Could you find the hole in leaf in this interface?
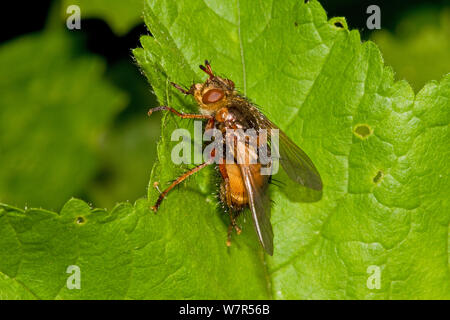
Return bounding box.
[329,17,348,30]
[373,171,384,184]
[353,124,373,139]
[76,216,86,224]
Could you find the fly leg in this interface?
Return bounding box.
[151,161,212,212]
[226,210,242,247]
[148,106,212,120]
[148,80,211,119]
[170,82,192,95]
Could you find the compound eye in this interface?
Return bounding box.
[202,89,224,104]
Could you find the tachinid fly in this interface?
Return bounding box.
[148,61,322,255]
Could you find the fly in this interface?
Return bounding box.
[148,61,322,255]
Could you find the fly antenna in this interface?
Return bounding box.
[199,60,214,78]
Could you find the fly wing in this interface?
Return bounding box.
[233,130,273,255]
[240,163,274,255]
[276,129,322,190]
[254,111,322,191]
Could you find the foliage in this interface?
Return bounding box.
[62,0,143,35]
[0,30,125,210]
[0,0,448,299]
[371,8,450,91]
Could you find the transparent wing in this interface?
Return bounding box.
[258,115,323,191]
[233,131,273,255]
[277,129,322,190]
[240,163,273,255]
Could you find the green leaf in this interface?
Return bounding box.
[133,0,450,299]
[61,0,143,35]
[0,31,126,210]
[86,116,160,210]
[371,8,450,92]
[0,197,269,299]
[0,0,448,300]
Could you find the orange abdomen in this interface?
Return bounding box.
[219,163,267,209]
[224,163,248,205]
